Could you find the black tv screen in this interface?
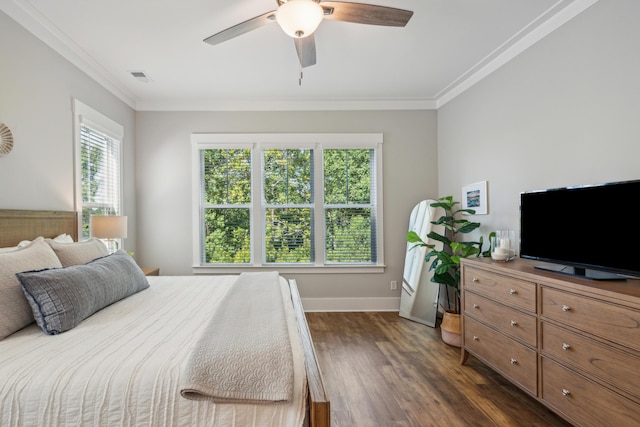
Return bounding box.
[520,179,640,280]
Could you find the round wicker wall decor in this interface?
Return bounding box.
[0,123,13,157]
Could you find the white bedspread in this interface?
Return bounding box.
[0,275,307,427]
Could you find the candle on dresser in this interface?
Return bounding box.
[499,238,510,249]
[492,230,515,261]
[493,247,511,261]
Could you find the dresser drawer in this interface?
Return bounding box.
[463,267,536,312]
[541,357,640,426]
[464,316,537,395]
[541,286,640,352]
[541,321,640,400]
[464,292,537,347]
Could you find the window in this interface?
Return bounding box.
[324,148,376,263]
[192,134,383,272]
[201,148,252,263]
[73,100,124,241]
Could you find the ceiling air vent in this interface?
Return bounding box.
[129,71,152,83]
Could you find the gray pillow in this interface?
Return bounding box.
[16,250,150,335]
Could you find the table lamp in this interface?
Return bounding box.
[90,215,127,253]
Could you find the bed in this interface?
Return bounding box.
[0,209,330,427]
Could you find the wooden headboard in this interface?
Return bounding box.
[0,209,78,247]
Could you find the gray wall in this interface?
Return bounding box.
[438,0,640,245]
[135,110,438,308]
[0,11,137,251]
[4,0,638,310]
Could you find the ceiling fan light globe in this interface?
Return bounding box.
[276,0,324,38]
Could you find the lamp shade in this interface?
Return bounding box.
[276,0,324,38]
[90,215,128,239]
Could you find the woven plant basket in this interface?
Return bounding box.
[440,308,461,348]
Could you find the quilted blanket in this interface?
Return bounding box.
[180,271,294,403]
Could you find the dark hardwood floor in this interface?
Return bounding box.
[306,312,571,427]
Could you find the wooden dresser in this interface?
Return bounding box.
[460,257,640,426]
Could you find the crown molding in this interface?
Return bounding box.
[135,97,438,112]
[1,0,137,109]
[436,0,600,108]
[2,0,599,112]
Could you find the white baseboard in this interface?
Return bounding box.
[301,297,400,312]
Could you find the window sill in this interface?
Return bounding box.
[192,264,386,275]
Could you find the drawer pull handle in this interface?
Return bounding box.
[473,303,479,309]
[562,389,571,396]
[509,289,517,295]
[562,343,571,350]
[472,277,479,283]
[561,305,571,312]
[473,336,479,341]
[510,358,517,365]
[510,320,518,327]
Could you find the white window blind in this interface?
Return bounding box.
[323,148,377,263]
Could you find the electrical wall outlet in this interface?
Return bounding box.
[390,280,398,290]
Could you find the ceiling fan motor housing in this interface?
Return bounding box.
[276,0,324,38]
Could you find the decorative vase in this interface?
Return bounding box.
[491,230,516,262]
[440,309,461,347]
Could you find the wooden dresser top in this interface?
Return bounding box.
[462,257,640,303]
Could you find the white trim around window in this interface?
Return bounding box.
[72,99,124,241]
[191,133,385,274]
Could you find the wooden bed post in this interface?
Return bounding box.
[289,279,331,427]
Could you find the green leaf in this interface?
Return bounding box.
[455,208,476,216]
[432,271,458,287]
[458,221,481,234]
[450,241,462,252]
[406,231,424,243]
[426,231,451,246]
[460,246,480,258]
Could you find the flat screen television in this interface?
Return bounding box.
[520,179,640,280]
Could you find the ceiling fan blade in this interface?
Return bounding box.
[204,11,277,45]
[295,34,317,68]
[320,2,413,27]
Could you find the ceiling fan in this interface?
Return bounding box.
[203,0,413,68]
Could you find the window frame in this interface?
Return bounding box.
[191,133,384,274]
[73,99,124,242]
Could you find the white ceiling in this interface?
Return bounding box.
[1,0,598,111]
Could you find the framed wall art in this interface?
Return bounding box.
[461,181,488,215]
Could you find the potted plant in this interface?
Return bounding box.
[407,196,489,346]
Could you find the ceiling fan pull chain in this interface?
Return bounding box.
[298,57,303,86]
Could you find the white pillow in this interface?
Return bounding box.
[0,246,19,254]
[18,233,74,248]
[46,237,108,267]
[0,237,63,340]
[53,233,74,243]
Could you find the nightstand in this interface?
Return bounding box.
[141,267,159,276]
